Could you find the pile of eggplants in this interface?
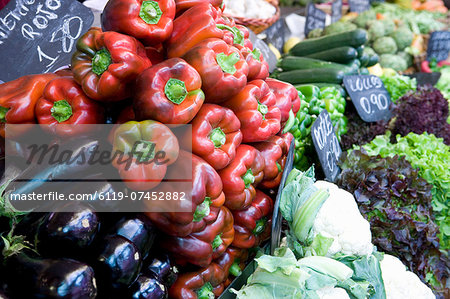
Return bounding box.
[0,204,177,299]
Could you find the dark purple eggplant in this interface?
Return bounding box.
[37,204,99,259]
[95,235,142,290]
[6,253,97,299]
[145,254,177,288]
[111,215,156,260]
[128,274,167,299]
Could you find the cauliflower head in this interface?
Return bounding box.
[323,21,357,36]
[381,19,395,35]
[390,27,413,51]
[379,54,408,71]
[316,286,350,299]
[312,181,373,257]
[380,254,435,299]
[373,36,398,54]
[368,20,385,41]
[353,10,376,28]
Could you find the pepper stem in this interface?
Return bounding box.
[139,1,163,24]
[196,282,214,299]
[251,48,261,61]
[164,78,188,105]
[216,52,240,75]
[252,217,267,235]
[0,106,10,123]
[51,100,73,123]
[258,102,268,120]
[229,261,242,277]
[193,197,212,222]
[216,24,244,46]
[242,168,255,189]
[92,48,112,76]
[132,140,155,162]
[276,162,282,172]
[209,127,226,148]
[212,234,222,250]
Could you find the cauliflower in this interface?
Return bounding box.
[308,28,324,39]
[353,10,376,28]
[381,19,396,35]
[323,21,357,36]
[390,27,413,51]
[379,54,408,71]
[367,20,385,41]
[397,51,413,67]
[316,286,350,299]
[380,254,435,299]
[373,36,398,54]
[312,181,373,257]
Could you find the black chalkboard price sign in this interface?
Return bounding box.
[0,0,94,83]
[343,75,392,122]
[348,0,370,13]
[427,31,450,62]
[305,3,326,36]
[263,18,286,53]
[311,110,342,182]
[331,0,343,24]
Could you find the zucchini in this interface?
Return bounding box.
[276,68,345,84]
[304,47,358,64]
[366,54,379,67]
[359,68,370,75]
[295,83,347,97]
[359,52,370,67]
[277,56,354,74]
[289,29,368,57]
[356,45,364,58]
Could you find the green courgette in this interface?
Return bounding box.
[359,68,370,75]
[304,47,358,64]
[276,68,345,84]
[289,29,368,57]
[277,56,355,74]
[358,52,370,67]
[356,45,364,58]
[366,54,379,67]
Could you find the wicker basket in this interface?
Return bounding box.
[224,0,280,34]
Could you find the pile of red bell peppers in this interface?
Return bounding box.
[0,0,302,298]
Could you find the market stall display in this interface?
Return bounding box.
[0,0,449,298]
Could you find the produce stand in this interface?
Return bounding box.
[0,0,449,298]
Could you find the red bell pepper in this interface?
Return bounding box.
[222,25,252,49]
[218,144,265,210]
[252,132,293,189]
[0,74,57,138]
[214,247,248,285]
[116,106,135,124]
[266,78,301,125]
[145,152,225,237]
[232,189,273,249]
[71,27,151,102]
[223,79,281,143]
[183,38,249,103]
[35,77,104,137]
[145,45,166,65]
[169,263,225,299]
[166,4,224,58]
[190,104,242,170]
[111,120,179,190]
[236,45,269,81]
[134,58,205,124]
[161,206,234,267]
[174,0,223,14]
[102,0,176,46]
